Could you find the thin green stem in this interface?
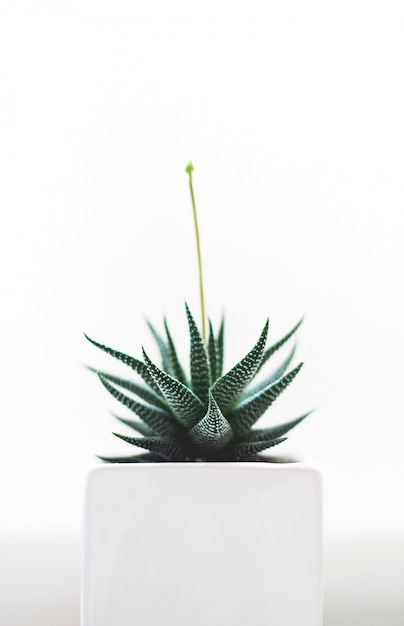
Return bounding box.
[185,161,206,343]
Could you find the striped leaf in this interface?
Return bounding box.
[229,363,303,437]
[96,453,164,463]
[99,375,177,437]
[142,348,205,428]
[255,318,303,376]
[208,316,224,382]
[147,321,171,372]
[87,367,168,409]
[164,318,188,385]
[225,437,287,460]
[241,343,296,401]
[208,320,219,383]
[188,392,233,453]
[211,320,269,412]
[243,411,313,442]
[113,433,188,461]
[216,316,225,379]
[113,416,155,437]
[84,334,161,394]
[186,303,211,403]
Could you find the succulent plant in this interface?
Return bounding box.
[86,162,311,462]
[85,304,310,462]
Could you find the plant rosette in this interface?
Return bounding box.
[82,163,323,626]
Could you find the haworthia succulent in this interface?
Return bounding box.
[88,304,309,462]
[85,169,312,462]
[211,320,269,412]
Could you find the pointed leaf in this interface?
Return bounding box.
[114,416,155,437]
[211,316,225,379]
[87,367,168,409]
[244,411,313,442]
[242,344,297,401]
[224,437,287,460]
[208,317,224,383]
[216,316,225,378]
[147,321,171,372]
[211,320,269,412]
[97,452,168,463]
[188,392,233,453]
[99,375,178,437]
[255,318,303,376]
[113,433,188,461]
[84,334,162,394]
[164,318,188,385]
[142,348,205,428]
[186,303,211,403]
[230,363,303,437]
[208,319,218,383]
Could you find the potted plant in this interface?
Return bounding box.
[82,163,323,626]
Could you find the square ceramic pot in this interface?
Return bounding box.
[82,461,322,626]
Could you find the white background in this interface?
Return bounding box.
[1,1,403,624]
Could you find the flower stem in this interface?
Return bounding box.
[185,161,206,343]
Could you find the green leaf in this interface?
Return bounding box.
[113,433,188,461]
[207,320,218,383]
[255,318,303,376]
[84,333,161,394]
[164,318,188,385]
[225,437,287,460]
[186,303,211,403]
[216,316,225,379]
[208,316,224,383]
[98,375,178,437]
[113,415,155,437]
[211,319,269,412]
[87,367,168,409]
[188,392,233,453]
[230,363,303,437]
[146,321,171,372]
[142,348,205,428]
[97,452,167,463]
[241,343,297,401]
[244,411,313,442]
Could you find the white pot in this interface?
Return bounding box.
[82,460,322,626]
